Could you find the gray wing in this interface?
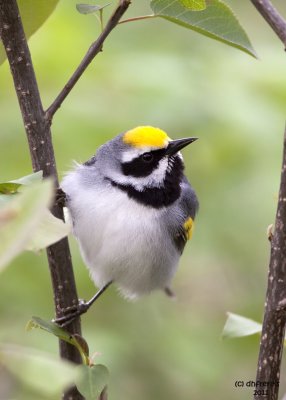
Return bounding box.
[172,176,199,253]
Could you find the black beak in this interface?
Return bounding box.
[165,137,198,156]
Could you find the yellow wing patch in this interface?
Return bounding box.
[183,217,194,240]
[123,126,170,149]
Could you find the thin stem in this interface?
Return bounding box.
[46,0,131,121]
[250,0,286,48]
[74,341,90,366]
[99,10,104,32]
[118,14,156,24]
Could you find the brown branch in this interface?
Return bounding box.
[0,1,83,399]
[250,0,286,48]
[254,127,286,400]
[250,2,286,399]
[46,0,131,121]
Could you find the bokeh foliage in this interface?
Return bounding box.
[1,1,286,399]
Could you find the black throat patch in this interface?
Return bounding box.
[107,156,184,208]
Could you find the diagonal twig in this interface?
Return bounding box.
[46,0,131,121]
[250,0,286,48]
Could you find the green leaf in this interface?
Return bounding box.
[76,3,111,15]
[0,1,60,65]
[222,312,262,339]
[27,316,75,344]
[0,177,71,268]
[0,182,21,195]
[0,344,81,396]
[26,209,71,252]
[11,170,43,186]
[0,172,43,195]
[150,0,257,58]
[76,364,109,400]
[27,316,90,364]
[178,0,206,11]
[0,180,54,271]
[0,195,14,207]
[0,171,43,196]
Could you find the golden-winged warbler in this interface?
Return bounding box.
[56,126,198,325]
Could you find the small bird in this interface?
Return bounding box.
[56,126,198,325]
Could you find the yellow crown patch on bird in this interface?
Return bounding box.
[123,126,170,148]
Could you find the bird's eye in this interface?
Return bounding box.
[141,153,154,163]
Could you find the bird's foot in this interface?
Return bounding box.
[52,282,112,327]
[55,187,67,208]
[52,299,89,328]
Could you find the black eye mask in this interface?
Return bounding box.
[121,149,166,177]
[108,154,184,208]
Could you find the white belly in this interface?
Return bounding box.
[66,184,179,299]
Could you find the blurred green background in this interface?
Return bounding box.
[1,1,286,399]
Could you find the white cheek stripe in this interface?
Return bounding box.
[122,146,165,163]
